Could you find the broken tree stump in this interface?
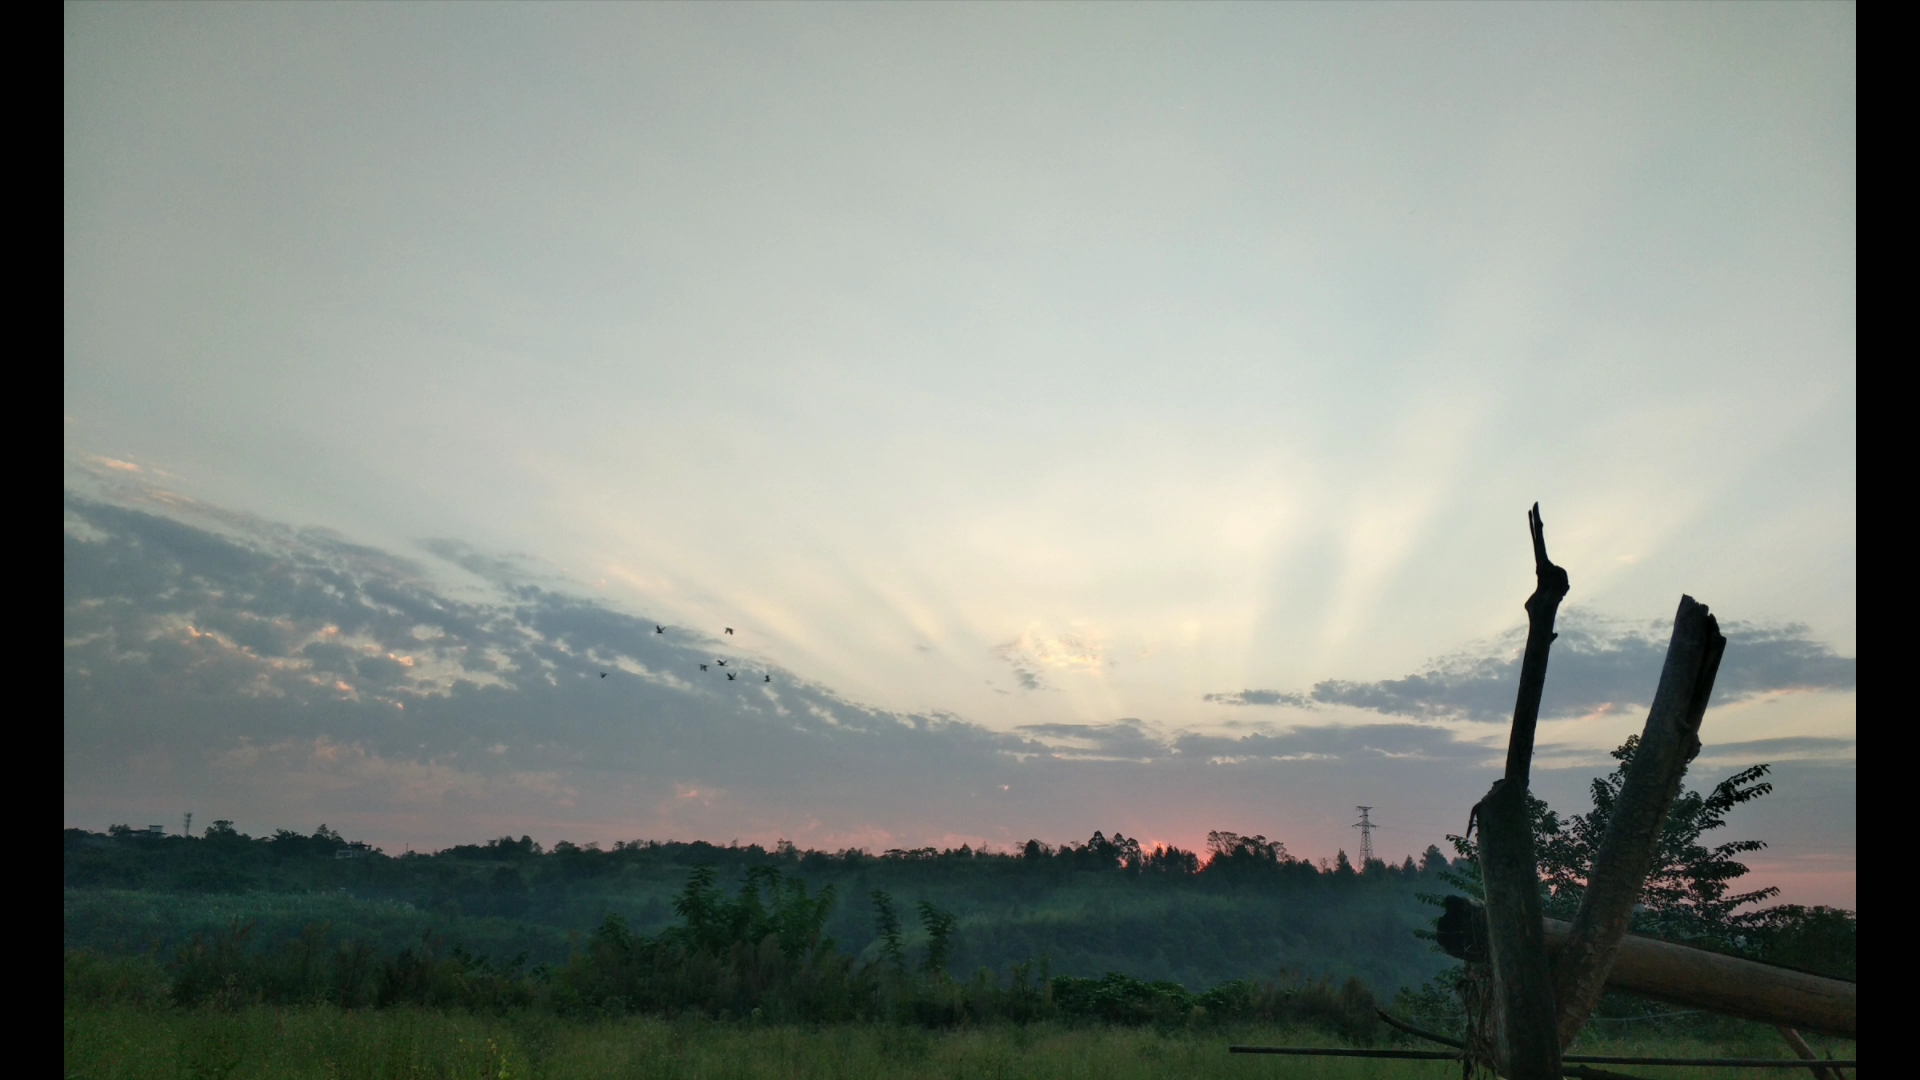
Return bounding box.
[1471,503,1569,1080]
[1552,595,1727,1047]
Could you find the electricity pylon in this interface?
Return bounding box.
[1353,806,1375,868]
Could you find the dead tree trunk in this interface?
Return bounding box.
[1471,504,1568,1080]
[1551,596,1727,1046]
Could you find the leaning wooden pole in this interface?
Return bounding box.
[1472,503,1569,1080]
[1440,902,1857,1039]
[1778,1028,1842,1080]
[1551,596,1727,1046]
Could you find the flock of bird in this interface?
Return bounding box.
[598,624,773,684]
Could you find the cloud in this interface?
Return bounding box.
[1690,736,1855,766]
[992,642,1044,690]
[61,489,1852,895]
[210,736,581,811]
[1206,613,1854,722]
[1017,719,1167,762]
[1173,723,1494,766]
[1204,689,1315,708]
[992,628,1107,691]
[64,491,1064,838]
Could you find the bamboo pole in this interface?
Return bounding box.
[1552,595,1726,1047]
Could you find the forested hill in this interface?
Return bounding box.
[65,825,1458,995]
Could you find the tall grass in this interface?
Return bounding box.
[60,1005,1857,1080]
[61,1006,1456,1080]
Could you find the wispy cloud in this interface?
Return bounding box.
[1689,736,1856,766]
[1174,723,1493,765]
[1203,689,1315,708]
[1206,615,1854,722]
[992,629,1107,693]
[1017,719,1166,762]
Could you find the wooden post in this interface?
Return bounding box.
[1471,504,1568,1080]
[1778,1027,1842,1080]
[1551,597,1726,1047]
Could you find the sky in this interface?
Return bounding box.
[64,3,1855,905]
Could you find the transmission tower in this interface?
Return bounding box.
[1353,806,1375,868]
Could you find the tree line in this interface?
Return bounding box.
[67,859,1388,1040]
[65,734,1852,1033]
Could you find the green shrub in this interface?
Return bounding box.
[64,947,170,1007]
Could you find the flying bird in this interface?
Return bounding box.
[655,625,664,634]
[699,664,708,671]
[727,672,736,680]
[600,672,607,678]
[716,660,726,667]
[764,674,771,683]
[725,627,734,635]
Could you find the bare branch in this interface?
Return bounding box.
[1506,502,1571,785]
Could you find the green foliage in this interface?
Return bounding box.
[660,865,837,962]
[1045,971,1377,1040]
[1544,737,1781,943]
[64,948,170,1007]
[1731,904,1856,980]
[870,891,905,973]
[1389,968,1468,1037]
[64,863,1405,1044]
[1425,736,1806,949]
[916,900,957,976]
[158,919,533,1012]
[1048,972,1197,1027]
[547,868,871,1024]
[1408,735,1854,1031]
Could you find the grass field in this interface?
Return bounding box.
[63,1005,1854,1080]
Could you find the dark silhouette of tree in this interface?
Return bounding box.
[1144,844,1200,875]
[917,900,957,976]
[1203,831,1293,875]
[870,890,905,972]
[1432,734,1800,953]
